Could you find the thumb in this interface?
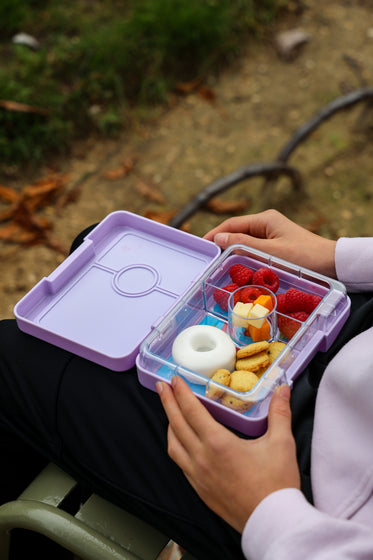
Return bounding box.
[266,383,292,437]
[214,232,267,251]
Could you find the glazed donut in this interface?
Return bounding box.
[172,325,236,378]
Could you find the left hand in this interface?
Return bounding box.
[157,376,300,533]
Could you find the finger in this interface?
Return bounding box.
[170,376,221,442]
[203,216,253,240]
[157,381,198,450]
[214,232,274,252]
[266,384,293,439]
[166,423,194,474]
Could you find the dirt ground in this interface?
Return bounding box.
[1,0,373,319]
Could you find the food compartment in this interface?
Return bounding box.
[136,244,350,435]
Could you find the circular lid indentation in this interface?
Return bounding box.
[113,265,159,296]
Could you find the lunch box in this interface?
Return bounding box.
[14,211,350,435]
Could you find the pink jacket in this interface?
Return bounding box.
[242,238,373,559]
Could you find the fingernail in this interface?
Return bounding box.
[276,383,290,400]
[156,382,163,395]
[171,376,178,388]
[214,233,228,247]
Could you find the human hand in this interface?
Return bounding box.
[157,376,300,533]
[204,209,337,278]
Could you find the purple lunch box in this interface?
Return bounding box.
[14,211,350,435]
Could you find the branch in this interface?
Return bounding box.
[169,161,302,228]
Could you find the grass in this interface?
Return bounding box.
[0,0,289,170]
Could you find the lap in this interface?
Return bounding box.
[1,283,372,559]
[0,319,243,560]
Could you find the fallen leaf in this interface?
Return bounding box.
[144,210,177,224]
[144,210,191,232]
[205,197,251,214]
[0,185,19,203]
[0,174,70,253]
[0,99,49,115]
[198,85,216,102]
[135,179,165,204]
[175,77,202,94]
[104,155,137,180]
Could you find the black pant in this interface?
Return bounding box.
[1,227,373,559]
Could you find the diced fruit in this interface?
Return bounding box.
[254,294,273,312]
[229,264,254,287]
[247,320,271,342]
[278,311,309,340]
[213,283,239,312]
[240,286,262,304]
[252,267,280,293]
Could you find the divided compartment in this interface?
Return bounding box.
[136,244,350,436]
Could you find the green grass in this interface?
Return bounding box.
[0,0,289,170]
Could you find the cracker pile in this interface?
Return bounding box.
[206,340,286,412]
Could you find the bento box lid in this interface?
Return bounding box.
[14,211,221,371]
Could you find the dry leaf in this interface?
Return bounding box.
[198,86,216,102]
[175,77,202,94]
[104,156,136,180]
[0,174,70,253]
[0,99,49,115]
[135,179,165,204]
[144,210,177,224]
[144,210,191,232]
[206,197,251,214]
[0,185,19,203]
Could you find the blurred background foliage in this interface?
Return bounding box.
[0,0,289,168]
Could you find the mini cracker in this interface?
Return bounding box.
[206,369,231,401]
[220,394,253,413]
[267,341,286,363]
[229,370,259,392]
[235,351,270,372]
[236,340,270,359]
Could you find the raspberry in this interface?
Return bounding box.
[306,294,322,313]
[240,286,262,304]
[285,288,322,314]
[276,293,287,314]
[278,311,309,340]
[213,283,239,312]
[229,264,254,287]
[252,267,280,293]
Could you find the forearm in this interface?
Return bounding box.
[243,489,373,560]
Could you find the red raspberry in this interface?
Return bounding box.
[229,264,254,287]
[252,267,280,293]
[240,286,262,304]
[285,288,322,314]
[278,311,309,340]
[213,283,239,312]
[276,293,288,314]
[305,294,322,313]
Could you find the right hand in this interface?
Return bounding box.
[203,209,337,278]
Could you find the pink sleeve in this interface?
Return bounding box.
[241,488,373,560]
[335,238,373,292]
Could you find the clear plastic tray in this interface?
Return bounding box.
[136,244,350,435]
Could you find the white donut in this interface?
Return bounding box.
[171,325,236,378]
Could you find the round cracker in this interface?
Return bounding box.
[267,341,286,363]
[235,350,270,372]
[236,340,270,359]
[229,370,259,392]
[206,369,231,400]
